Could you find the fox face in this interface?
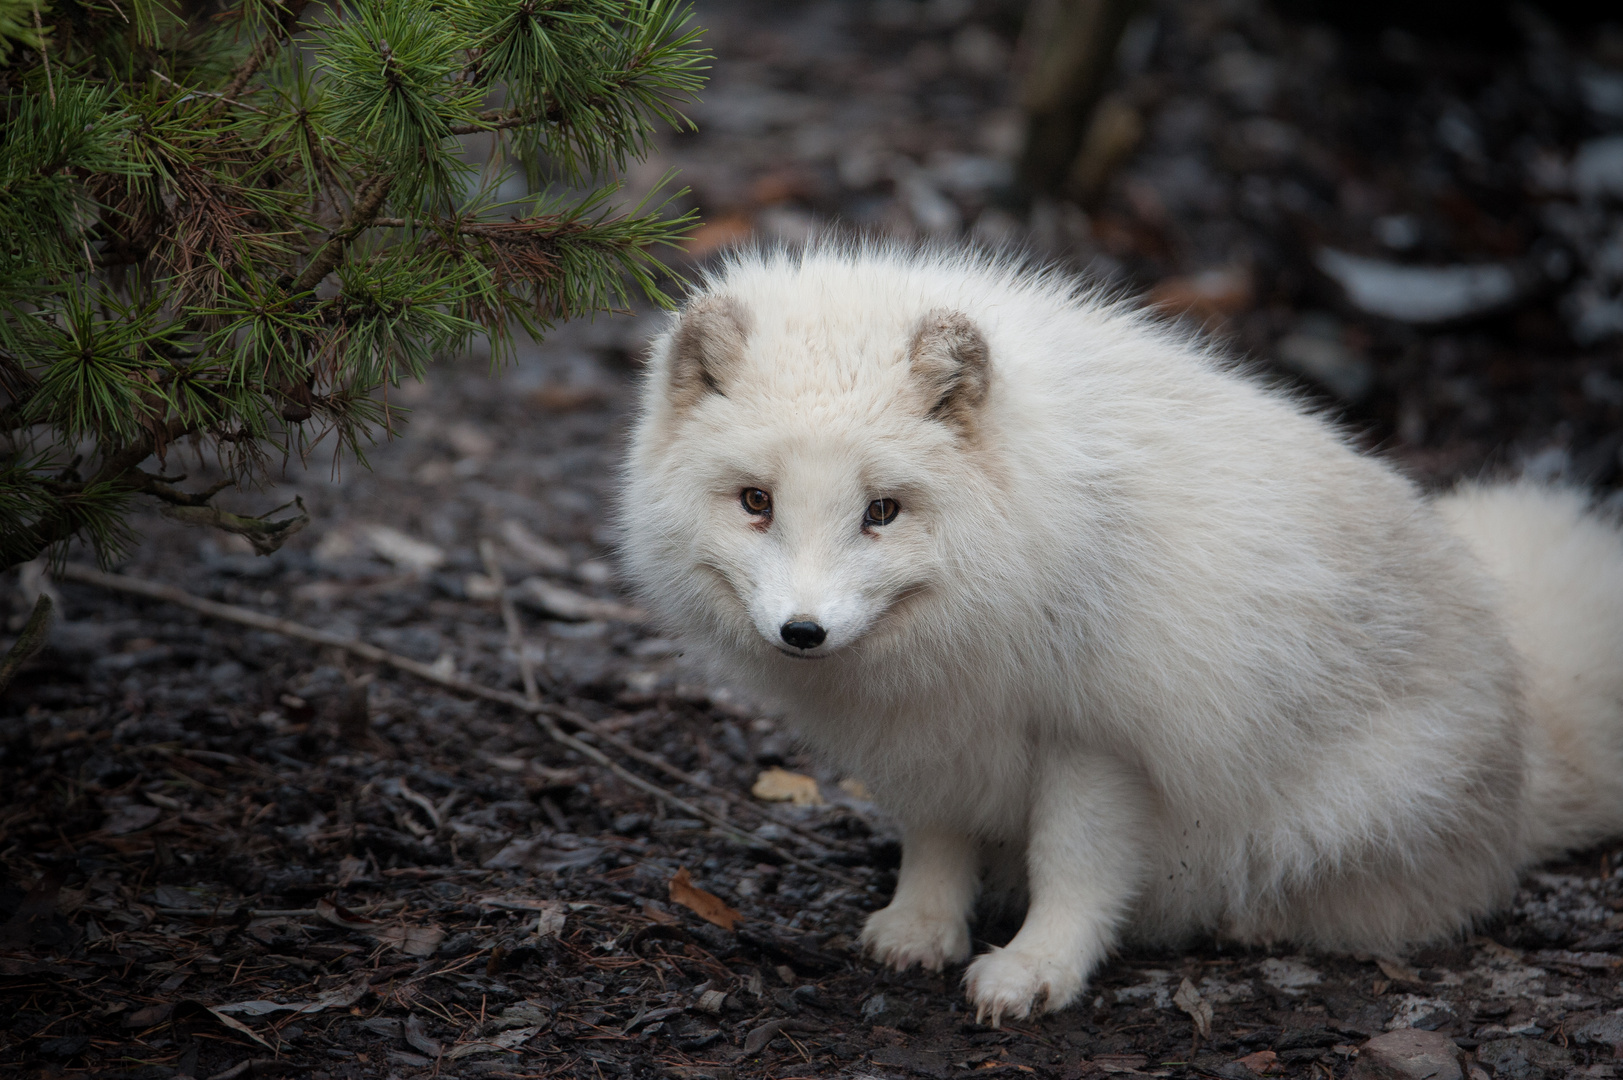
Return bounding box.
[624,295,995,664]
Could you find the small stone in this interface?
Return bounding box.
[1350,1029,1463,1080]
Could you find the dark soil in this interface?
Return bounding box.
[5,2,1623,1079]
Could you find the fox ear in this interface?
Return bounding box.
[908,309,989,429]
[668,296,749,408]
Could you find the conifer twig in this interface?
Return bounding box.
[213,0,312,114]
[31,3,53,104]
[151,69,269,115]
[0,594,53,697]
[291,173,394,293]
[55,563,865,886]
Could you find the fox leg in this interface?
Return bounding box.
[861,823,979,972]
[964,753,1149,1025]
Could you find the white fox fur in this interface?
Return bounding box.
[617,243,1623,1024]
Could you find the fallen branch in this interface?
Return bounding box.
[56,563,864,888]
[154,493,311,556]
[0,594,53,697]
[480,538,540,706]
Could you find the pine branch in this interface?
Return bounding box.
[5,416,194,568]
[130,470,233,506]
[0,593,52,697]
[212,0,314,115]
[159,495,310,555]
[446,107,553,136]
[3,0,708,568]
[290,173,395,294]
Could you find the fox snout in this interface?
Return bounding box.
[780,618,827,650]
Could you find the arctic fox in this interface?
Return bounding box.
[618,243,1623,1024]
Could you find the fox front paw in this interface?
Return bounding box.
[964,946,1084,1027]
[860,903,971,973]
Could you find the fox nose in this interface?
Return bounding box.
[780,620,827,649]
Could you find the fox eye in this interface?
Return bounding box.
[863,498,900,527]
[740,488,772,515]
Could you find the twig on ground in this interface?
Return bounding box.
[0,593,53,697]
[480,539,539,706]
[56,563,865,888]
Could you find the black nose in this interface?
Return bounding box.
[780,620,827,649]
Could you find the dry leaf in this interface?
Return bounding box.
[376,924,445,957]
[404,1013,442,1057]
[751,767,825,806]
[668,868,742,931]
[314,896,379,930]
[1233,1049,1281,1074]
[533,902,566,938]
[103,804,161,835]
[642,900,679,925]
[1376,956,1424,984]
[514,577,644,622]
[217,976,369,1018]
[202,1006,277,1051]
[837,777,871,800]
[1173,977,1213,1039]
[445,1024,543,1060]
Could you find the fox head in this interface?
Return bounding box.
[621,282,1001,669]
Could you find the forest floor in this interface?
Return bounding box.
[6,1,1623,1079]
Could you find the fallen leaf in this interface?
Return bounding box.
[1376,956,1424,984]
[445,1024,543,1060]
[153,884,205,908]
[1147,265,1253,323]
[202,1006,277,1051]
[642,900,679,925]
[103,803,161,835]
[668,867,742,931]
[1174,977,1213,1040]
[682,211,754,259]
[1234,1049,1280,1074]
[513,577,644,622]
[213,1001,289,1017]
[336,855,369,887]
[752,767,825,806]
[388,1050,433,1068]
[364,524,446,573]
[404,1013,442,1058]
[482,837,605,873]
[376,924,445,957]
[315,897,379,930]
[532,901,566,938]
[499,520,571,573]
[743,1017,791,1055]
[215,976,369,1017]
[123,1003,174,1028]
[527,384,610,412]
[837,777,871,800]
